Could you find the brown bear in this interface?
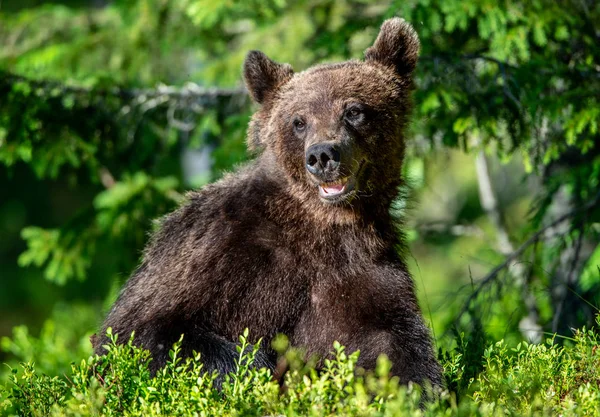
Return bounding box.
[93,17,443,387]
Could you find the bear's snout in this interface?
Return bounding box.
[305,141,363,202]
[305,142,341,178]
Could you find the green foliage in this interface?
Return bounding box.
[1,2,600,415]
[0,304,96,381]
[16,172,180,285]
[442,315,487,396]
[17,227,95,285]
[2,319,600,416]
[1,0,598,337]
[473,324,600,415]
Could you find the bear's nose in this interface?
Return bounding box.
[306,143,341,176]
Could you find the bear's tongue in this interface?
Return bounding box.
[321,183,345,194]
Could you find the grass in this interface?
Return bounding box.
[1,318,600,417]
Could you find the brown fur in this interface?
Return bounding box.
[94,18,443,387]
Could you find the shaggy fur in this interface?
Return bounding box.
[94,17,443,387]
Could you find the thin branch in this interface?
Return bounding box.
[419,53,517,70]
[462,54,519,70]
[475,151,514,255]
[498,62,522,111]
[3,54,598,107]
[420,53,600,79]
[451,190,600,328]
[552,221,586,333]
[1,70,248,134]
[98,166,116,189]
[1,70,246,100]
[414,221,484,237]
[475,150,541,341]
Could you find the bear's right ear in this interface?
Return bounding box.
[244,51,294,104]
[364,17,420,76]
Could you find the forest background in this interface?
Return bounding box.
[0,0,599,413]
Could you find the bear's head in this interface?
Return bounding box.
[244,18,420,217]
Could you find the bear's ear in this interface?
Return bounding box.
[364,18,420,76]
[244,51,294,104]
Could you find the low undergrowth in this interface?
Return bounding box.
[1,320,600,417]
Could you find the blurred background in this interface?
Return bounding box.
[0,0,599,380]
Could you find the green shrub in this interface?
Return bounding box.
[0,304,96,383]
[1,318,600,417]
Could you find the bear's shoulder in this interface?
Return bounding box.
[187,161,277,221]
[147,160,279,256]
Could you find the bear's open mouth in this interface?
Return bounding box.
[319,177,352,198]
[317,160,365,203]
[318,175,358,204]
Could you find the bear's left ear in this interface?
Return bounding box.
[244,51,294,104]
[364,18,420,76]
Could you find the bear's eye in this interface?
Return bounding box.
[347,108,361,118]
[293,118,306,133]
[344,106,364,122]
